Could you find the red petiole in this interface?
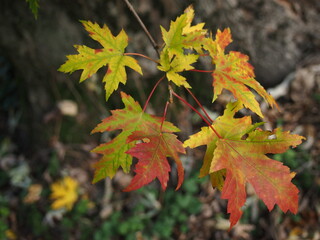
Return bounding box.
[143,75,165,112]
[124,53,159,64]
[170,90,222,139]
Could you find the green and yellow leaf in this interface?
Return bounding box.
[158,5,206,88]
[59,21,142,100]
[160,5,206,59]
[158,51,198,88]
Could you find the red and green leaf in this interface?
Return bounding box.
[184,101,305,228]
[123,122,185,191]
[59,21,142,100]
[91,92,179,183]
[92,92,184,186]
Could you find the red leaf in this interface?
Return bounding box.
[123,123,185,192]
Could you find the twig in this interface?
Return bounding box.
[123,0,160,57]
[143,75,166,112]
[185,87,214,123]
[160,101,170,132]
[170,89,222,139]
[124,53,159,64]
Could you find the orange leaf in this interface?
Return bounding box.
[205,29,278,117]
[184,101,305,228]
[215,28,232,51]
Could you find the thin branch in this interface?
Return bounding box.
[185,87,214,123]
[124,53,159,64]
[143,75,166,112]
[160,101,170,132]
[123,0,160,57]
[171,90,222,139]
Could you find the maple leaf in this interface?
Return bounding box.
[160,5,206,59]
[205,28,277,118]
[158,6,206,88]
[123,122,185,192]
[50,176,79,210]
[91,92,181,184]
[59,21,142,100]
[158,51,198,88]
[184,101,305,228]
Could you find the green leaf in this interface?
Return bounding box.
[26,0,39,19]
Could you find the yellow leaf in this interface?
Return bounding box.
[5,229,17,240]
[158,51,197,88]
[50,176,78,210]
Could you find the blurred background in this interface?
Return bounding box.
[0,0,319,239]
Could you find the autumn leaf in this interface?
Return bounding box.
[91,92,181,184]
[184,101,305,228]
[5,229,17,240]
[205,28,277,118]
[50,176,79,210]
[123,122,185,192]
[158,5,206,88]
[160,5,206,59]
[58,21,142,100]
[24,184,42,204]
[158,51,198,88]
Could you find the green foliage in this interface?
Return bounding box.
[274,149,314,189]
[0,197,10,240]
[58,199,94,240]
[26,0,39,19]
[94,174,202,239]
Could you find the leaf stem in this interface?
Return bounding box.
[123,0,160,57]
[143,75,165,112]
[160,101,170,132]
[124,53,159,64]
[170,90,222,139]
[185,88,214,123]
